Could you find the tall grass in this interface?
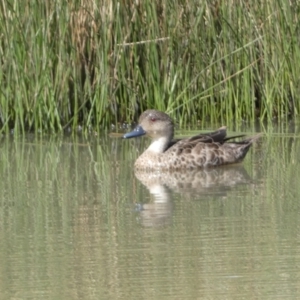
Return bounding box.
[1,0,300,133]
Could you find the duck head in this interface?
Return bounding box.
[123,110,175,153]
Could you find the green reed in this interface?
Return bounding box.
[0,0,300,133]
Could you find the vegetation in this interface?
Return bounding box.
[1,0,300,133]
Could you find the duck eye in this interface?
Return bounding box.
[150,117,156,122]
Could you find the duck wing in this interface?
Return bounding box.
[164,132,262,168]
[166,127,245,151]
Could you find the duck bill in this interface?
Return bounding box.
[123,125,146,139]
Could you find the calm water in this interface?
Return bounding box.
[0,123,300,299]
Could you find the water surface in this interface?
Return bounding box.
[0,123,300,299]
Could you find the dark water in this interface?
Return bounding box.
[0,123,300,299]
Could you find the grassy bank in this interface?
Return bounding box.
[1,0,300,133]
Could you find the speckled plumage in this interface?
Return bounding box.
[123,110,261,171]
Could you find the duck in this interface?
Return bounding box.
[123,109,261,171]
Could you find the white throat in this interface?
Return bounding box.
[147,136,169,153]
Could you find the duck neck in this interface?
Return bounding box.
[147,136,170,153]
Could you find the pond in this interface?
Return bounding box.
[0,122,300,299]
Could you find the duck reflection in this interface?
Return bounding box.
[135,183,174,227]
[135,165,253,227]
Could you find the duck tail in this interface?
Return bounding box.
[236,133,263,160]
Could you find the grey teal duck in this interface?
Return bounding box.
[123,110,261,171]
